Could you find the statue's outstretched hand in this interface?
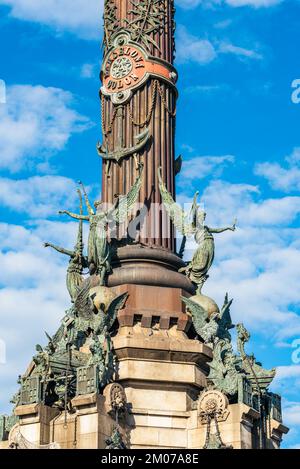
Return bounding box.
[232,218,238,231]
[44,243,50,248]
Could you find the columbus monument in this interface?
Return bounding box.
[0,0,288,449]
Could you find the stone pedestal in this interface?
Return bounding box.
[112,325,209,449]
[13,404,60,447]
[113,284,191,331]
[6,325,288,449]
[70,394,118,449]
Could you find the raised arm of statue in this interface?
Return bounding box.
[59,210,90,221]
[208,226,234,234]
[44,243,74,258]
[78,181,95,216]
[208,219,237,234]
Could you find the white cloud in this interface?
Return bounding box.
[226,0,282,6]
[31,219,86,246]
[176,26,217,65]
[0,221,78,411]
[0,215,91,413]
[176,0,282,8]
[80,63,98,79]
[0,175,78,217]
[184,84,227,94]
[179,155,235,181]
[181,144,195,154]
[219,42,263,60]
[214,19,233,29]
[0,219,88,285]
[0,0,102,39]
[245,197,300,226]
[176,26,263,66]
[255,147,300,192]
[202,180,300,226]
[281,401,300,426]
[275,365,300,380]
[0,85,92,173]
[176,0,203,8]
[286,147,300,166]
[0,0,283,45]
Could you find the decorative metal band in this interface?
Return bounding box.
[101,31,177,104]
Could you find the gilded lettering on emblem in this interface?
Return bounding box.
[103,45,146,93]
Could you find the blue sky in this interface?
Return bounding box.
[0,0,300,448]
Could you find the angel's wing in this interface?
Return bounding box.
[158,168,195,237]
[181,296,208,336]
[74,278,93,320]
[45,331,52,343]
[175,155,183,176]
[105,292,128,331]
[108,165,144,225]
[51,323,64,345]
[219,293,234,331]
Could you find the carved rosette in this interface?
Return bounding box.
[198,389,230,424]
[104,382,127,416]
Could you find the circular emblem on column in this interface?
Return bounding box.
[101,31,178,104]
[198,389,229,423]
[111,57,133,79]
[102,37,147,98]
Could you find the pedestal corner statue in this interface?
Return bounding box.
[0,0,288,450]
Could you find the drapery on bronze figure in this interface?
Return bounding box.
[44,190,88,302]
[59,163,144,286]
[158,167,237,293]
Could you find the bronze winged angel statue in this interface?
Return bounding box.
[182,293,234,344]
[74,278,128,340]
[45,189,88,302]
[158,167,237,293]
[59,164,144,285]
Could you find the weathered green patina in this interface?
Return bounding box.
[182,293,234,345]
[158,168,236,293]
[236,323,276,392]
[182,291,278,407]
[14,285,128,410]
[59,164,143,285]
[105,427,127,449]
[45,190,88,302]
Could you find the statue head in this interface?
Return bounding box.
[94,200,103,212]
[197,209,206,225]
